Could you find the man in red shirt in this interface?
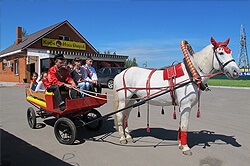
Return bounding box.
[47,54,77,111]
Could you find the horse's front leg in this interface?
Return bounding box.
[178,106,193,156]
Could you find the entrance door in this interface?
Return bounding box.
[26,63,35,82]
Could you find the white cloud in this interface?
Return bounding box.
[98,38,187,67]
[97,37,220,68]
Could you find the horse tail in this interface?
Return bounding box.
[113,83,119,131]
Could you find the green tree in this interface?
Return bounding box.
[22,28,29,37]
[103,50,117,55]
[125,57,138,67]
[104,50,111,54]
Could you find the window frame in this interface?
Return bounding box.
[2,61,6,71]
[59,35,70,41]
[14,59,19,75]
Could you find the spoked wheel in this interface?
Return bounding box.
[27,107,37,129]
[54,117,76,145]
[83,109,103,131]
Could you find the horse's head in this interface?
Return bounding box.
[211,37,240,79]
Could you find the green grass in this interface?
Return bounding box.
[207,79,250,87]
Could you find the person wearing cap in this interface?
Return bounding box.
[83,56,102,93]
[71,57,90,97]
[47,54,77,111]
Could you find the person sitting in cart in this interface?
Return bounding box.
[30,72,38,91]
[47,54,78,111]
[71,57,90,98]
[67,63,74,74]
[82,56,102,93]
[35,72,50,93]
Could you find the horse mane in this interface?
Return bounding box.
[193,44,213,57]
[191,44,215,79]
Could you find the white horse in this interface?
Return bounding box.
[113,37,240,155]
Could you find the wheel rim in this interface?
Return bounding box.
[86,112,99,128]
[56,122,73,142]
[108,80,113,89]
[84,109,102,131]
[54,118,76,145]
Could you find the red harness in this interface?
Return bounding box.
[118,64,185,123]
[163,63,184,80]
[163,63,184,119]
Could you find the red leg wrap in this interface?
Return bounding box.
[181,131,187,145]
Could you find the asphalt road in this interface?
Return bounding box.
[1,87,250,166]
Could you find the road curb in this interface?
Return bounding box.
[0,82,29,88]
[209,85,250,90]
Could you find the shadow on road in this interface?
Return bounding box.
[43,117,116,145]
[39,117,241,150]
[130,128,241,148]
[1,129,72,166]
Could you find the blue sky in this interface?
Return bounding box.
[1,0,249,68]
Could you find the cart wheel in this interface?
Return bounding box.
[83,109,103,131]
[54,117,76,145]
[27,107,37,129]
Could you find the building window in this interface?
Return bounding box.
[14,59,19,75]
[41,59,50,72]
[2,62,6,71]
[59,35,70,41]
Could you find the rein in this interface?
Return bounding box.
[83,79,195,127]
[73,88,108,101]
[73,69,222,102]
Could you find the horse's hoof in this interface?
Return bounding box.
[182,150,193,156]
[120,139,128,144]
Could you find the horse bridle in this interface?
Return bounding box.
[196,46,235,76]
[213,47,235,72]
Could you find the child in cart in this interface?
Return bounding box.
[30,72,38,91]
[35,72,50,93]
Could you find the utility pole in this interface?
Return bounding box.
[238,25,250,75]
